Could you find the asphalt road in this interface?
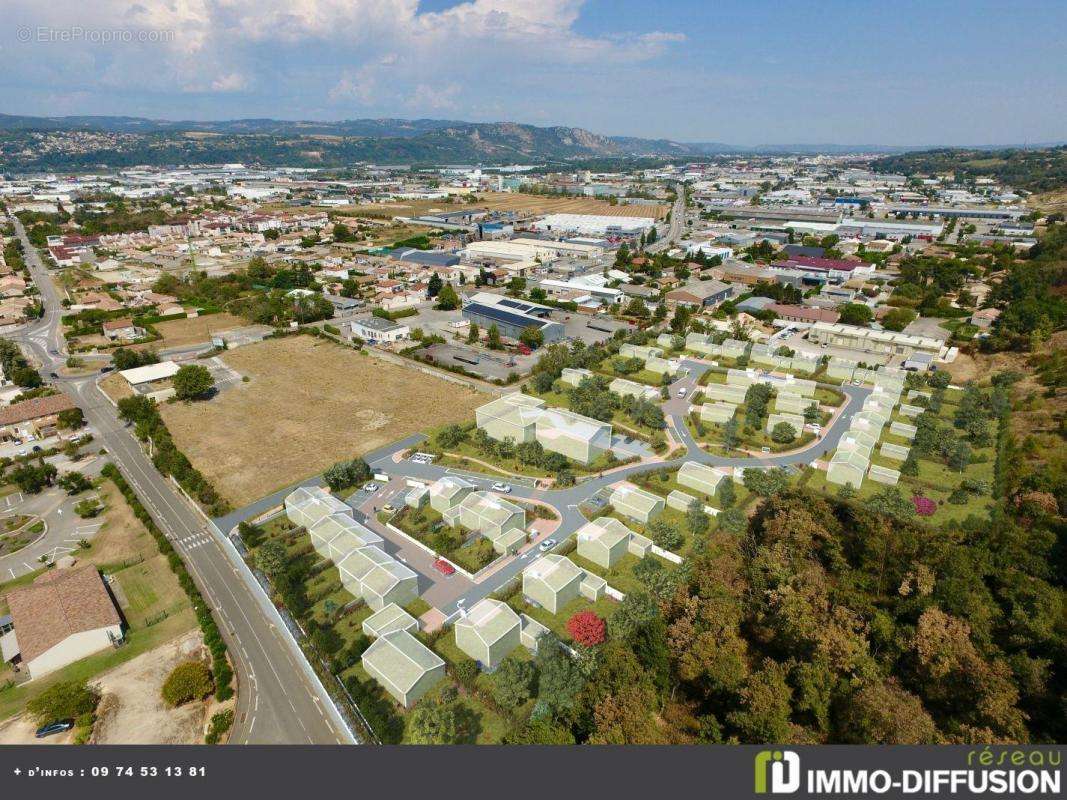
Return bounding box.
[5,217,353,745]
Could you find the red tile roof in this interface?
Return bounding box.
[0,393,76,425]
[7,566,122,664]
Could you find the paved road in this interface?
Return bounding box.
[5,217,353,745]
[647,182,686,253]
[0,456,107,580]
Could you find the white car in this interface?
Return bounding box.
[677,387,687,398]
[491,482,511,493]
[538,538,557,552]
[363,482,380,493]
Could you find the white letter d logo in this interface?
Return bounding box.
[771,752,801,793]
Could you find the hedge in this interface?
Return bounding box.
[102,463,233,700]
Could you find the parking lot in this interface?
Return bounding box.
[421,342,537,381]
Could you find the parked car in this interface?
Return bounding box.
[382,503,395,513]
[432,558,456,576]
[100,366,113,373]
[538,538,557,552]
[677,387,687,398]
[35,720,74,739]
[490,481,511,494]
[362,482,379,493]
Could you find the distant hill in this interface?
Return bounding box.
[0,113,1058,170]
[871,146,1067,192]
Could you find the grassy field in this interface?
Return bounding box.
[159,335,489,506]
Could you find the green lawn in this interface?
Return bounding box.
[0,609,196,721]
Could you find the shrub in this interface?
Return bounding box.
[912,495,937,516]
[26,680,100,725]
[566,611,606,647]
[161,661,214,707]
[453,658,479,688]
[205,708,235,745]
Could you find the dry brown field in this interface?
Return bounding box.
[159,335,489,506]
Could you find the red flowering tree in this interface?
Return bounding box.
[912,495,937,516]
[566,611,606,647]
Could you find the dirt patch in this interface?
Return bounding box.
[92,630,208,744]
[159,335,489,506]
[99,372,135,404]
[0,715,74,745]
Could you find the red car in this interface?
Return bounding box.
[433,558,456,576]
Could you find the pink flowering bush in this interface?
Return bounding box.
[912,495,937,516]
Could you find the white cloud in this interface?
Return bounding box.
[4,0,683,113]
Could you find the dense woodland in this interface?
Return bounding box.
[872,146,1067,193]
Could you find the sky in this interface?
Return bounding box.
[2,0,1065,146]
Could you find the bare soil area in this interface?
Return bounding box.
[159,335,489,505]
[92,631,209,744]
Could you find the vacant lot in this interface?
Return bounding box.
[141,312,248,350]
[93,631,212,744]
[322,192,669,220]
[159,335,489,506]
[474,191,669,219]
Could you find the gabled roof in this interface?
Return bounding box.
[362,630,444,692]
[524,554,583,591]
[7,566,121,664]
[455,598,520,646]
[0,393,76,425]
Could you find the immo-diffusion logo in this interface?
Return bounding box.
[755,750,801,794]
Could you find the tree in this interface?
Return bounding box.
[718,506,747,534]
[722,417,740,450]
[58,471,92,495]
[490,657,536,710]
[112,347,159,371]
[161,661,214,707]
[686,499,710,536]
[486,323,502,349]
[838,303,874,326]
[172,364,214,401]
[742,467,790,497]
[406,698,474,744]
[26,680,99,725]
[882,307,917,332]
[11,463,57,494]
[466,322,479,344]
[435,282,460,310]
[647,518,683,550]
[519,325,544,350]
[536,634,585,715]
[426,273,443,298]
[838,679,938,744]
[718,478,737,508]
[57,407,85,430]
[624,297,649,318]
[255,539,289,582]
[770,421,797,443]
[323,458,371,492]
[434,424,468,450]
[567,611,606,647]
[803,403,820,424]
[726,660,793,742]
